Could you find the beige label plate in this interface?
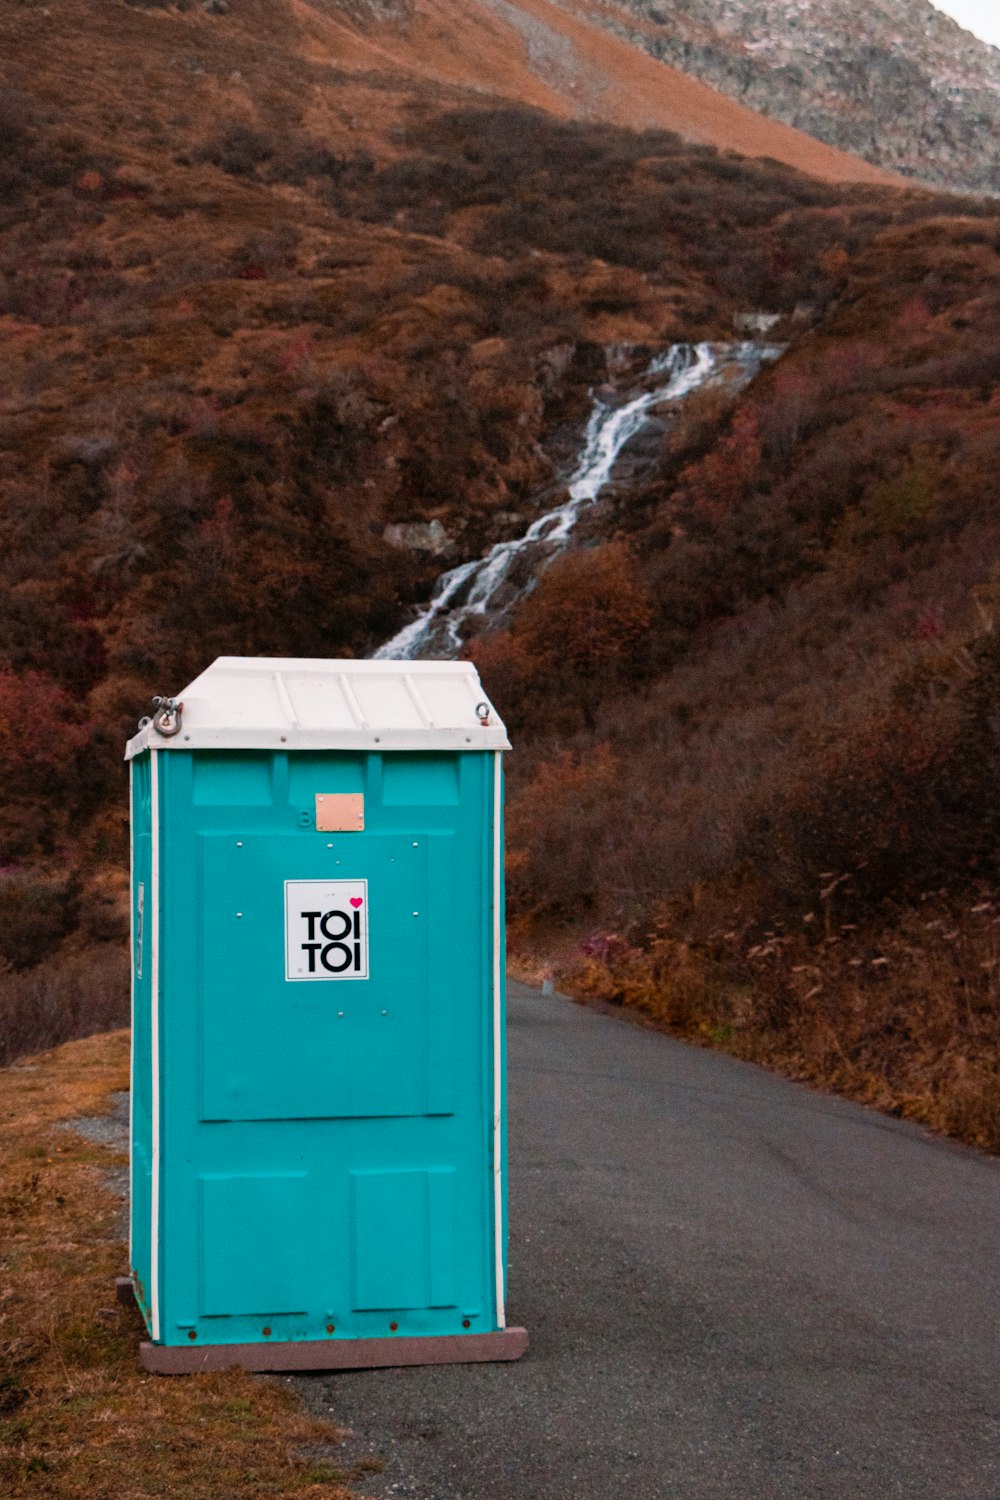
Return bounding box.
[315,793,365,832]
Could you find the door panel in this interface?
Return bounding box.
[349,1167,458,1311]
[199,1172,309,1315]
[198,830,455,1121]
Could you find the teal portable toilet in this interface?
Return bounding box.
[124,656,526,1373]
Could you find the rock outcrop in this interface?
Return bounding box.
[569,0,1000,193]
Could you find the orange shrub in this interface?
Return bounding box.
[474,543,653,732]
[505,746,620,919]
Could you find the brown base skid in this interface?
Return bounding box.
[118,1278,528,1374]
[116,1275,137,1308]
[141,1327,528,1375]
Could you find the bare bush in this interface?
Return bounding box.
[564,892,1000,1152]
[0,945,129,1067]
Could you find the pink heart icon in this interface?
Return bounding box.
[350,897,363,908]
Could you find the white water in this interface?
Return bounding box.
[374,341,782,661]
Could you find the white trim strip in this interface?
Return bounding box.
[124,724,510,759]
[128,760,135,1268]
[149,750,161,1343]
[492,750,506,1330]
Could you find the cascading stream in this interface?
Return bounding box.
[374,340,782,661]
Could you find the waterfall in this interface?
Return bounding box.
[374,340,782,661]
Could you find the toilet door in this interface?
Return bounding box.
[197,829,460,1121]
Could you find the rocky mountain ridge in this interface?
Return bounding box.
[566,0,1000,192]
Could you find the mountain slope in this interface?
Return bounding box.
[287,0,901,182]
[0,0,899,187]
[3,0,1000,1151]
[478,206,1000,1150]
[567,0,1000,193]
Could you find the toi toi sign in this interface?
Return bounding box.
[284,879,369,981]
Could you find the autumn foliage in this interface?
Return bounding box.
[3,0,1000,1146]
[471,543,653,729]
[484,213,1000,1149]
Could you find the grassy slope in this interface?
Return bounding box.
[0,1031,366,1498]
[2,0,1000,1150]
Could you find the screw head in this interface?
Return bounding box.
[389,1321,398,1332]
[262,1326,272,1337]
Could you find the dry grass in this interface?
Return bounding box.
[0,1031,365,1499]
[0,948,130,1069]
[557,888,1000,1154]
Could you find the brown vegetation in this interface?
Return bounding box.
[486,214,1000,1151]
[2,0,1000,1154]
[561,885,1000,1152]
[0,0,953,1035]
[0,948,129,1069]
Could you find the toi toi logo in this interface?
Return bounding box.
[285,879,369,981]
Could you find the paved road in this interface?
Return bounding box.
[296,983,1000,1499]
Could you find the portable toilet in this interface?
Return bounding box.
[124,656,526,1373]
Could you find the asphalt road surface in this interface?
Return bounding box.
[296,982,1000,1499]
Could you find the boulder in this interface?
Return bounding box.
[382,519,453,555]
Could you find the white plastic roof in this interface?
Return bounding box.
[124,657,510,759]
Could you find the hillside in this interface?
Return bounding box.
[484,210,1000,1150]
[2,0,1000,1146]
[574,0,1000,193]
[0,0,899,185]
